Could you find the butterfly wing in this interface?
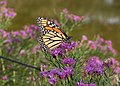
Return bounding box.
[36,17,70,52]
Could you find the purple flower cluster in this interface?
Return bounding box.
[0,0,16,19]
[105,40,117,55]
[81,35,117,55]
[0,25,39,55]
[85,56,104,74]
[62,8,84,22]
[104,58,120,74]
[77,81,96,86]
[40,67,74,85]
[50,41,78,56]
[62,57,76,66]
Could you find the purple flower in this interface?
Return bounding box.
[97,44,104,51]
[85,56,104,74]
[50,48,63,56]
[82,35,87,41]
[48,78,57,85]
[77,82,85,86]
[57,71,66,79]
[63,66,74,76]
[19,50,26,56]
[20,30,27,39]
[105,40,112,47]
[88,40,96,49]
[2,75,8,81]
[62,8,68,14]
[104,58,119,68]
[48,68,59,78]
[12,31,20,36]
[40,71,48,78]
[66,14,83,22]
[89,83,96,86]
[50,68,59,74]
[0,1,7,6]
[73,15,83,22]
[113,67,120,74]
[108,45,117,55]
[0,30,11,38]
[60,41,77,51]
[96,37,104,44]
[62,57,76,66]
[3,39,12,44]
[77,81,96,86]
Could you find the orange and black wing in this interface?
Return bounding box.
[36,17,70,52]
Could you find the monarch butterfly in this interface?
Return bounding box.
[36,17,71,52]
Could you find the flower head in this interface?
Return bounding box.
[48,77,57,85]
[57,71,66,79]
[50,48,63,56]
[104,57,119,68]
[63,66,74,76]
[40,71,48,78]
[62,57,76,66]
[85,56,104,74]
[2,75,8,81]
[62,8,68,14]
[19,50,26,56]
[77,81,96,86]
[113,67,120,74]
[0,0,7,6]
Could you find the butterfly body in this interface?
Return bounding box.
[36,17,70,52]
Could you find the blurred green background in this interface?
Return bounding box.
[7,0,120,55]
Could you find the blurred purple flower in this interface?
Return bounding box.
[0,0,7,6]
[2,75,8,81]
[50,48,63,56]
[60,41,77,51]
[108,45,117,55]
[20,30,27,39]
[89,83,96,86]
[96,37,104,44]
[82,35,87,41]
[85,56,104,74]
[113,67,120,74]
[48,77,57,85]
[77,81,96,86]
[63,66,74,76]
[3,39,12,44]
[19,50,26,56]
[62,57,76,66]
[50,68,59,74]
[48,68,59,78]
[104,57,119,68]
[105,40,112,47]
[40,71,48,78]
[57,71,66,79]
[62,8,68,14]
[31,77,35,81]
[0,30,11,38]
[12,31,20,36]
[4,8,16,18]
[97,44,104,51]
[88,40,96,49]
